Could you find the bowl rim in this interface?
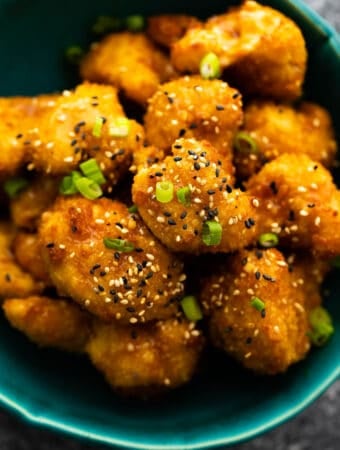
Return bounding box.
[0,0,339,448]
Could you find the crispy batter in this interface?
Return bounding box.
[144,76,243,161]
[246,153,340,256]
[200,249,310,374]
[10,176,59,230]
[171,1,307,100]
[147,15,201,48]
[86,316,204,394]
[39,196,185,324]
[0,222,43,299]
[133,138,261,254]
[3,296,91,352]
[80,32,174,105]
[235,101,337,179]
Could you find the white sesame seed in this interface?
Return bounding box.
[314,216,321,226]
[299,210,309,216]
[63,156,74,163]
[95,218,105,224]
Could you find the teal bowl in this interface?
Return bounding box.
[0,1,339,448]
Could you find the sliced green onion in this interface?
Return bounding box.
[156,181,174,203]
[331,255,340,268]
[74,177,102,200]
[308,306,334,347]
[126,15,145,32]
[109,117,130,137]
[92,15,123,34]
[65,45,84,65]
[202,221,222,246]
[80,158,106,185]
[92,116,104,138]
[177,186,191,206]
[3,177,28,198]
[128,204,138,213]
[233,132,258,154]
[251,296,265,313]
[180,296,203,321]
[199,52,221,80]
[258,232,279,248]
[59,175,77,195]
[103,238,135,252]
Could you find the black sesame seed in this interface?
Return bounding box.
[135,247,143,253]
[97,285,105,292]
[182,224,188,230]
[114,252,120,260]
[270,181,278,195]
[174,144,182,149]
[163,211,172,217]
[155,172,163,177]
[263,274,275,282]
[136,289,143,298]
[255,271,261,280]
[194,162,201,171]
[46,242,55,248]
[168,219,176,225]
[189,123,198,129]
[126,306,135,313]
[16,133,23,139]
[241,257,248,266]
[226,184,233,193]
[207,189,216,195]
[246,337,253,344]
[216,104,225,111]
[174,156,182,162]
[261,309,266,318]
[178,128,186,137]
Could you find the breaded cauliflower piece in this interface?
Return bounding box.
[9,176,59,230]
[3,296,91,352]
[171,1,307,100]
[235,101,337,179]
[147,15,201,48]
[144,76,243,161]
[39,196,185,324]
[246,153,340,256]
[28,83,144,184]
[80,32,174,105]
[86,316,204,394]
[0,222,43,299]
[200,249,310,374]
[133,138,261,254]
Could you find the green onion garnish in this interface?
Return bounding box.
[177,186,191,206]
[73,177,102,200]
[92,15,123,34]
[92,116,104,138]
[3,177,28,198]
[65,45,84,65]
[80,158,106,185]
[308,306,334,347]
[109,118,130,137]
[103,238,135,252]
[331,255,340,268]
[202,221,222,246]
[199,52,221,80]
[258,233,279,248]
[59,175,78,195]
[233,132,258,154]
[180,296,203,322]
[155,181,174,203]
[128,205,138,213]
[126,15,145,32]
[251,296,265,313]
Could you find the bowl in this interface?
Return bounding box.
[0,0,339,448]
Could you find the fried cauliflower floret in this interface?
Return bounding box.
[144,76,243,161]
[147,15,201,48]
[80,32,174,105]
[86,316,204,394]
[27,83,144,183]
[3,296,91,352]
[0,222,43,299]
[10,176,59,230]
[12,232,51,285]
[171,1,307,100]
[246,153,340,256]
[133,138,261,254]
[39,196,185,324]
[235,101,337,179]
[200,249,310,374]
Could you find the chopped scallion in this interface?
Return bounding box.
[109,118,130,137]
[65,45,84,65]
[308,306,334,346]
[73,177,102,200]
[177,186,191,206]
[59,175,78,195]
[103,238,135,252]
[233,132,258,154]
[3,177,28,198]
[156,181,174,203]
[199,52,221,80]
[126,15,145,32]
[80,158,106,185]
[128,205,138,213]
[202,220,222,246]
[258,232,279,248]
[92,116,104,138]
[180,295,203,321]
[92,15,123,34]
[251,296,265,313]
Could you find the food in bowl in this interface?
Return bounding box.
[0,0,338,396]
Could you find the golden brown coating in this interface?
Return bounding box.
[80,32,174,105]
[246,153,340,256]
[3,296,91,352]
[10,176,59,230]
[200,249,310,374]
[39,196,185,324]
[144,76,243,161]
[86,316,204,393]
[0,222,43,299]
[12,232,51,285]
[132,144,165,172]
[171,1,307,100]
[133,138,261,254]
[235,101,337,179]
[147,14,201,48]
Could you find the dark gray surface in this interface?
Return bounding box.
[1,1,339,449]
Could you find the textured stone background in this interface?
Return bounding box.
[0,1,339,449]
